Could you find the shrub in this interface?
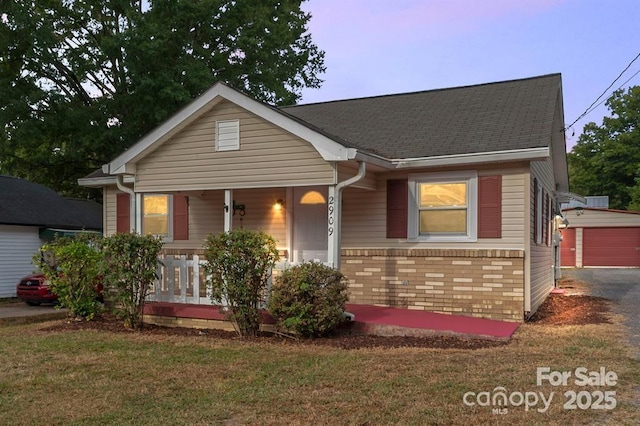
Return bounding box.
[102,233,163,329]
[203,229,279,337]
[268,261,349,337]
[34,235,103,320]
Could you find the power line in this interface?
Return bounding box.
[564,51,640,131]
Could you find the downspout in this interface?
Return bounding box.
[331,161,366,269]
[116,174,136,233]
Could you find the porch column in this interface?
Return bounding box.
[327,185,339,268]
[224,189,233,232]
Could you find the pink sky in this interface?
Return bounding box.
[299,0,640,151]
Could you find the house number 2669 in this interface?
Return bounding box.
[328,196,335,236]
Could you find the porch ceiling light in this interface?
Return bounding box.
[300,190,326,205]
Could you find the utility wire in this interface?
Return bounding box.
[564,51,640,131]
[581,68,640,117]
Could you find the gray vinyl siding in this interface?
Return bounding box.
[528,158,556,314]
[135,100,335,192]
[0,225,42,297]
[341,167,527,250]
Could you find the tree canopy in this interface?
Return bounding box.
[0,0,325,197]
[567,86,640,210]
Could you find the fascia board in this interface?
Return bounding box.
[392,147,550,169]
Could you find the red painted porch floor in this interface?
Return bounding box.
[343,304,519,340]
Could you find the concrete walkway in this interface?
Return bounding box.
[0,300,66,325]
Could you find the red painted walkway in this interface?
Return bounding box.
[344,304,519,340]
[143,302,519,340]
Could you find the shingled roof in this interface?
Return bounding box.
[280,74,562,159]
[0,175,102,230]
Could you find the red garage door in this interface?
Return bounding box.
[560,228,576,267]
[583,227,640,267]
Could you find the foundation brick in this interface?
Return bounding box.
[340,248,525,321]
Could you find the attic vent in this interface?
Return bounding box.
[216,119,239,151]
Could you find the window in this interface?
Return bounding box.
[534,179,542,245]
[142,194,172,238]
[216,119,240,151]
[408,171,477,242]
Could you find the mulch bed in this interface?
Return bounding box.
[41,293,611,350]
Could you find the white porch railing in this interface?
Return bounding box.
[147,256,296,306]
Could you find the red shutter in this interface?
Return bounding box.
[478,175,502,238]
[387,179,408,238]
[116,193,131,233]
[173,194,189,240]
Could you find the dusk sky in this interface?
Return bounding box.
[299,0,640,151]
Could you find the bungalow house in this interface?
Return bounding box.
[0,175,103,297]
[79,73,574,323]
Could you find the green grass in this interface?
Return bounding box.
[1,319,639,425]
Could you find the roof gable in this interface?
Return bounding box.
[105,83,355,175]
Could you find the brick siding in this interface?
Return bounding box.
[341,249,525,321]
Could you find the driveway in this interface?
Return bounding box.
[561,268,640,359]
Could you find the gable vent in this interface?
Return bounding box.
[216,119,240,151]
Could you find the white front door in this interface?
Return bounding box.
[292,186,328,263]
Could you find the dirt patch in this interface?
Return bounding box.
[41,292,611,350]
[529,293,611,325]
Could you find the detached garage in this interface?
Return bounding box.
[560,208,640,268]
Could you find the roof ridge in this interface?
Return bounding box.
[283,73,562,108]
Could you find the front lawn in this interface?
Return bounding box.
[1,303,639,424]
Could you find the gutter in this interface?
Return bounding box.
[336,161,366,192]
[354,147,551,170]
[116,175,136,233]
[330,161,366,270]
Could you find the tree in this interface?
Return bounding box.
[0,0,325,197]
[568,86,640,210]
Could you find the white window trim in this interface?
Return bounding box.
[408,170,478,242]
[138,193,174,242]
[215,119,240,151]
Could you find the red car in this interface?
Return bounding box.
[16,274,57,305]
[16,273,104,306]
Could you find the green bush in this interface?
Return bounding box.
[268,261,349,337]
[102,233,163,329]
[203,229,279,337]
[34,235,103,320]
